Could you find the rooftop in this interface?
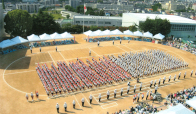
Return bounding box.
[124,13,196,24]
[74,15,122,20]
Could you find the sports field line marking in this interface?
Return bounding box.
[122,45,134,51]
[74,95,82,109]
[101,102,118,109]
[101,102,118,106]
[59,52,67,62]
[48,52,55,64]
[81,93,92,107]
[116,46,128,52]
[4,70,36,75]
[2,56,47,96]
[89,48,100,56]
[35,61,53,64]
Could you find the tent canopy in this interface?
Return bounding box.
[111,29,123,35]
[84,31,97,37]
[157,104,194,114]
[123,30,133,35]
[133,31,143,37]
[83,30,92,35]
[0,39,17,48]
[27,34,41,42]
[61,32,74,38]
[11,36,28,44]
[143,31,153,38]
[186,97,196,109]
[153,33,165,40]
[50,32,63,39]
[103,29,113,36]
[39,33,52,41]
[93,30,104,36]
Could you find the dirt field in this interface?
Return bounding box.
[0,34,196,114]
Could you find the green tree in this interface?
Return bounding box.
[90,25,98,31]
[97,0,103,3]
[99,9,105,16]
[139,17,171,36]
[129,25,137,32]
[62,23,72,32]
[32,9,61,35]
[4,9,33,37]
[2,0,5,9]
[152,3,161,11]
[66,14,70,19]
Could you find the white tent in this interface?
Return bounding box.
[186,97,196,109]
[156,104,194,114]
[50,32,63,39]
[27,34,41,42]
[0,39,17,48]
[84,31,97,37]
[93,30,104,36]
[39,33,52,41]
[153,33,165,40]
[143,31,153,38]
[61,32,74,39]
[123,30,134,35]
[133,31,143,37]
[11,36,28,44]
[111,29,123,35]
[103,29,113,36]
[83,30,92,35]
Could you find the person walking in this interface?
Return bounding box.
[134,85,136,93]
[114,89,117,98]
[140,82,142,91]
[150,80,153,87]
[158,78,161,85]
[107,90,110,100]
[154,80,157,87]
[97,41,100,46]
[56,46,57,52]
[99,93,101,102]
[89,94,93,104]
[64,102,67,112]
[73,100,76,109]
[26,93,28,102]
[31,92,34,101]
[153,95,156,103]
[155,85,158,94]
[39,47,41,52]
[89,50,91,56]
[30,47,32,54]
[168,75,171,82]
[121,88,123,96]
[81,98,85,106]
[141,93,144,101]
[174,74,176,81]
[137,93,140,102]
[178,72,181,79]
[191,70,193,77]
[146,91,149,100]
[120,39,122,44]
[184,71,186,79]
[127,86,130,94]
[128,39,130,43]
[56,103,59,113]
[113,40,114,45]
[36,91,39,100]
[163,76,166,84]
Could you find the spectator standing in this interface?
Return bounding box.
[140,82,142,91]
[64,102,67,112]
[81,98,85,106]
[89,95,92,104]
[26,93,28,102]
[56,46,57,52]
[99,93,101,102]
[134,85,136,93]
[121,88,123,96]
[30,47,32,54]
[120,39,122,44]
[153,95,156,103]
[107,90,110,100]
[114,89,117,98]
[56,103,59,113]
[98,41,100,46]
[36,91,39,100]
[73,100,75,109]
[127,86,130,94]
[113,40,114,45]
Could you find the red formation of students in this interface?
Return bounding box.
[36,56,132,96]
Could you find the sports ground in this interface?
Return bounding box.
[0,34,196,114]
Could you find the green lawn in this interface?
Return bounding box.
[51,13,64,20]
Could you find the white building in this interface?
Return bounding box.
[73,15,122,27]
[0,3,5,41]
[122,13,196,38]
[16,3,41,13]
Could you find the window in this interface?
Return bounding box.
[105,22,111,24]
[98,21,103,24]
[89,21,96,24]
[76,21,80,24]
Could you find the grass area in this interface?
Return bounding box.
[51,13,65,20]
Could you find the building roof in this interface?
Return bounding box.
[124,13,196,24]
[74,15,122,20]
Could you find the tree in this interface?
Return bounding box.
[66,14,70,19]
[129,25,137,32]
[2,0,5,9]
[32,9,61,35]
[4,9,33,37]
[97,0,103,3]
[139,17,171,36]
[152,3,161,11]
